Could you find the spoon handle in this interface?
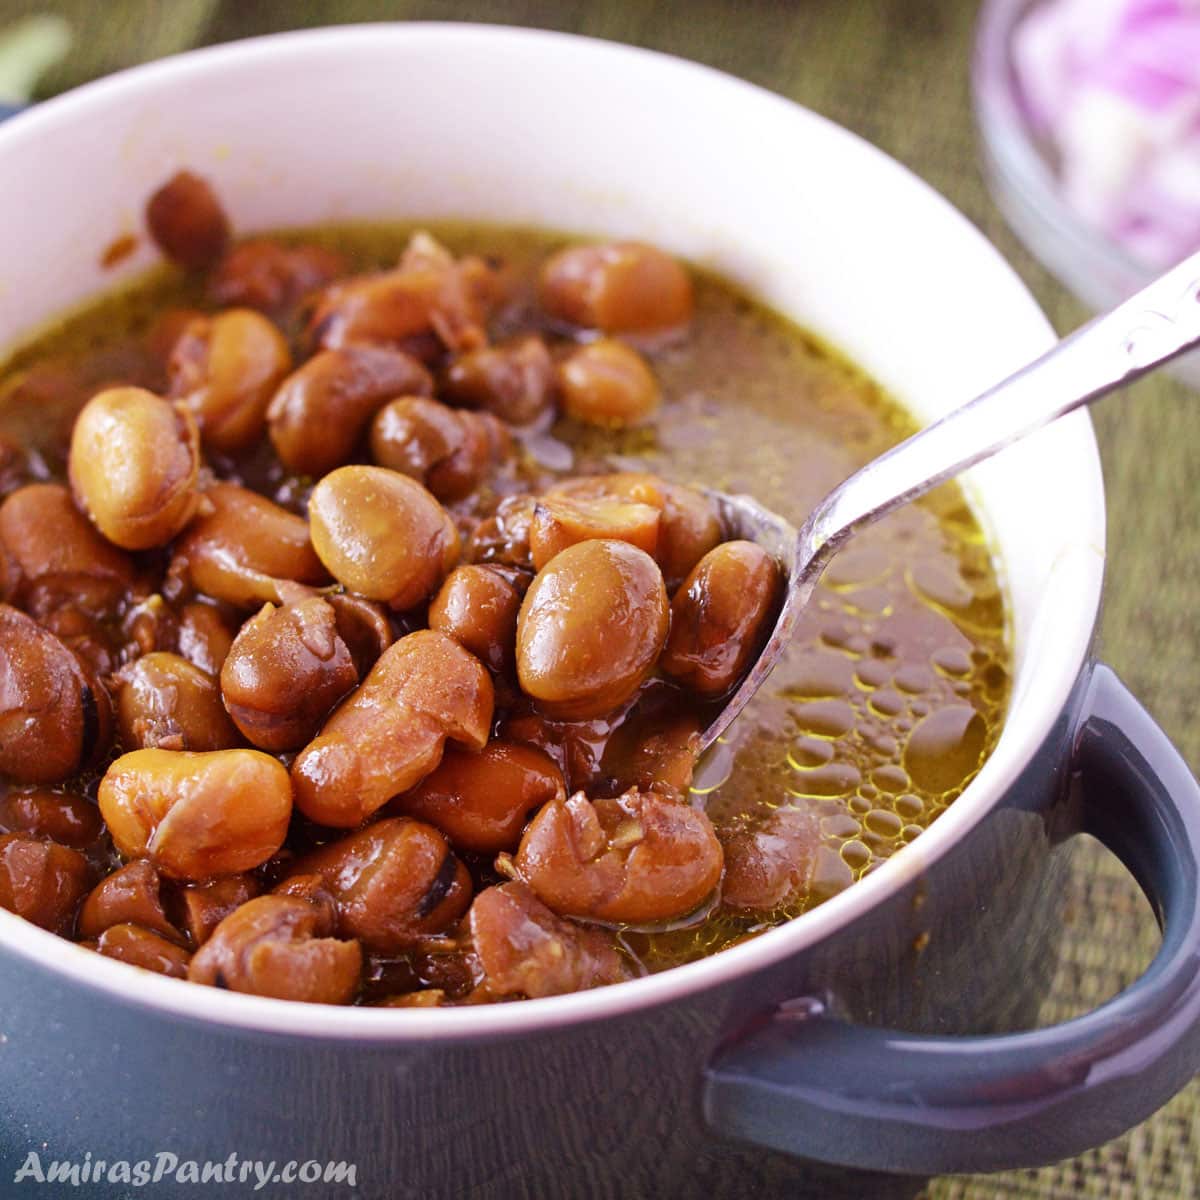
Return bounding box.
[797,247,1200,582]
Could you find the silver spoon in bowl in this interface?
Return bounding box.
[698,247,1200,754]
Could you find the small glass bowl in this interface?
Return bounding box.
[972,0,1200,384]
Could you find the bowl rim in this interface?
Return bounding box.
[0,20,1102,1042]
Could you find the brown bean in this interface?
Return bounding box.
[539,242,693,334]
[513,788,723,924]
[170,482,328,608]
[145,171,230,271]
[176,601,237,675]
[369,397,509,502]
[167,310,292,454]
[220,597,357,751]
[93,923,191,977]
[0,787,103,849]
[176,873,260,946]
[189,894,362,1003]
[291,629,493,827]
[268,346,433,476]
[68,387,201,550]
[308,466,458,610]
[326,592,393,676]
[464,493,535,570]
[0,833,90,933]
[529,494,660,571]
[469,881,630,999]
[114,652,241,752]
[208,239,347,315]
[516,540,668,720]
[77,860,179,940]
[0,604,113,783]
[427,564,522,673]
[0,483,134,601]
[441,334,555,424]
[721,805,820,912]
[600,713,702,796]
[285,817,470,952]
[98,748,292,881]
[557,339,660,428]
[661,541,781,697]
[395,741,565,854]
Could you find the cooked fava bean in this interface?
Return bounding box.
[539,242,693,334]
[286,817,470,952]
[557,339,660,428]
[76,860,179,941]
[68,388,201,550]
[0,787,103,849]
[145,171,230,271]
[308,233,495,356]
[170,483,328,608]
[114,652,240,752]
[465,493,535,570]
[327,592,393,676]
[268,346,433,476]
[220,597,357,752]
[369,396,510,502]
[176,601,237,675]
[513,789,723,924]
[395,741,565,854]
[168,310,291,454]
[721,805,820,912]
[0,604,113,783]
[601,713,702,796]
[516,540,668,720]
[189,894,362,1003]
[93,923,191,977]
[441,334,555,425]
[469,882,630,999]
[427,564,522,673]
[176,873,259,946]
[0,483,134,601]
[209,239,347,315]
[0,833,90,933]
[98,749,292,881]
[291,630,493,827]
[661,541,781,697]
[529,494,660,571]
[308,467,458,610]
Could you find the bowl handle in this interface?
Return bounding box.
[702,664,1200,1173]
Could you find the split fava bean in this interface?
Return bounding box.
[98,748,292,881]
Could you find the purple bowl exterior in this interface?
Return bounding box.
[0,671,1085,1198]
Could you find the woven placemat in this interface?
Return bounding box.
[8,1,1200,1195]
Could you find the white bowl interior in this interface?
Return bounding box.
[0,25,1104,1038]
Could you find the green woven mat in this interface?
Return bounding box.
[6,1,1199,1195]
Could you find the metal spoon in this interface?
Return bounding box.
[699,247,1200,754]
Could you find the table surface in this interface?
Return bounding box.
[8,0,1200,1196]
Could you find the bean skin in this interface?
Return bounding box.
[441,334,555,425]
[114,652,241,752]
[76,860,180,941]
[291,629,494,828]
[268,346,433,477]
[98,748,292,881]
[539,242,693,334]
[427,564,522,673]
[394,741,565,854]
[0,833,91,934]
[189,894,362,1003]
[145,170,230,270]
[308,466,459,611]
[68,387,201,550]
[513,789,723,924]
[170,482,328,609]
[516,540,668,720]
[220,597,358,752]
[469,881,630,999]
[557,339,661,428]
[167,309,292,454]
[326,592,393,677]
[660,540,782,697]
[92,923,192,978]
[0,604,114,784]
[284,817,470,952]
